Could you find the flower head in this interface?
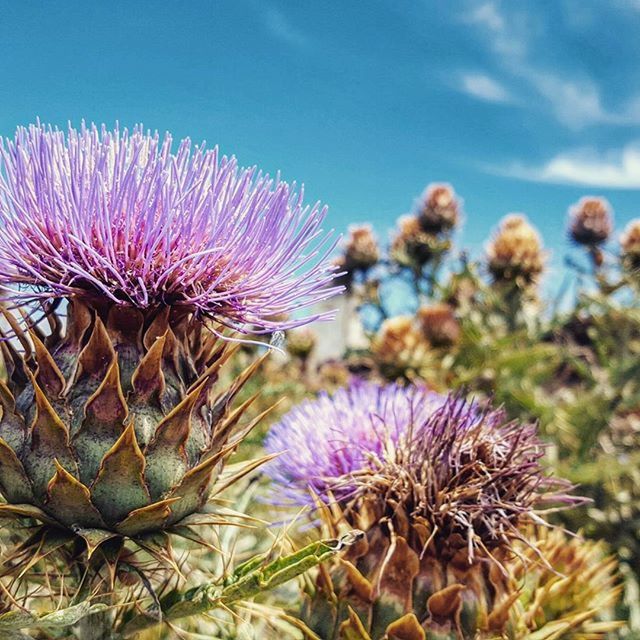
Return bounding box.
[417,183,460,234]
[266,381,577,556]
[264,381,445,507]
[417,303,461,347]
[391,214,451,267]
[342,224,380,271]
[0,122,340,332]
[568,197,612,247]
[486,214,545,286]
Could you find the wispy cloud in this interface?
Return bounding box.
[264,7,309,49]
[458,72,512,103]
[495,142,640,188]
[461,1,527,57]
[461,1,640,129]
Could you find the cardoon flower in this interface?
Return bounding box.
[267,382,584,639]
[0,123,339,578]
[568,196,613,247]
[371,315,430,376]
[418,183,460,234]
[0,122,339,333]
[486,214,545,286]
[265,381,445,508]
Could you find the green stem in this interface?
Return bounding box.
[120,532,361,638]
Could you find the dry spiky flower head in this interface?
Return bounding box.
[418,183,460,234]
[568,197,613,247]
[371,316,430,376]
[343,224,380,271]
[486,214,545,287]
[391,215,452,268]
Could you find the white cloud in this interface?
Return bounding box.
[461,1,526,57]
[463,2,504,31]
[518,68,640,129]
[461,2,640,129]
[498,143,640,188]
[264,7,308,48]
[459,72,512,103]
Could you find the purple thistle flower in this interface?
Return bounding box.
[0,122,340,332]
[266,380,581,555]
[264,380,447,507]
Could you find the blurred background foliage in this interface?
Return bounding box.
[229,185,640,636]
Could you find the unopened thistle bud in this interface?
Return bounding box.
[417,303,461,347]
[418,183,460,234]
[568,197,613,247]
[287,326,317,360]
[266,382,584,639]
[620,218,640,272]
[487,214,545,286]
[343,224,380,271]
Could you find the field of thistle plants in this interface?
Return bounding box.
[0,123,637,640]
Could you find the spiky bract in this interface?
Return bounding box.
[0,122,339,333]
[0,300,266,538]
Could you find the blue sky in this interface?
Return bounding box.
[1,0,640,279]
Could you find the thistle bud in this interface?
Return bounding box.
[418,183,460,234]
[486,214,545,286]
[417,303,461,347]
[620,218,640,272]
[568,197,613,247]
[343,224,380,271]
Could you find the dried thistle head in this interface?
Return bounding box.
[417,303,461,347]
[418,183,460,234]
[343,224,380,271]
[568,197,613,247]
[371,316,430,375]
[391,215,451,268]
[509,527,622,638]
[486,214,545,286]
[620,218,640,272]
